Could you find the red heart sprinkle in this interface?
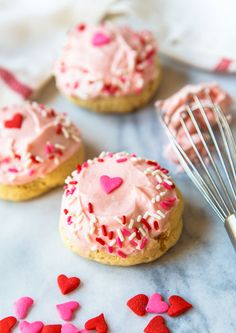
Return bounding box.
[84,313,108,333]
[41,325,62,333]
[0,316,17,333]
[168,295,192,317]
[4,113,23,129]
[144,316,169,333]
[127,294,148,316]
[57,274,80,295]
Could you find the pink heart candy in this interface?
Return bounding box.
[62,324,90,333]
[146,293,169,314]
[92,32,111,46]
[56,301,80,321]
[100,175,123,194]
[14,296,34,319]
[19,321,44,333]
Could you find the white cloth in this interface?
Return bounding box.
[0,0,119,106]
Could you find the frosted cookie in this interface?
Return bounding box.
[156,82,233,164]
[0,102,84,201]
[54,23,161,113]
[59,152,183,266]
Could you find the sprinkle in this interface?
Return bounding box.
[91,245,98,251]
[116,158,128,163]
[155,174,162,183]
[89,226,95,235]
[130,240,138,247]
[62,127,69,139]
[156,184,161,190]
[98,158,104,162]
[88,202,93,213]
[76,164,82,173]
[101,225,107,237]
[117,250,127,259]
[67,216,73,225]
[69,180,78,185]
[72,135,80,142]
[128,232,137,241]
[82,162,89,168]
[140,237,148,250]
[8,167,18,173]
[109,239,116,246]
[141,218,151,231]
[96,237,105,246]
[117,229,124,242]
[122,228,131,237]
[134,227,141,240]
[147,160,158,166]
[148,212,161,220]
[143,212,149,219]
[122,216,127,225]
[162,181,175,190]
[151,198,156,204]
[99,151,106,158]
[164,179,173,186]
[108,231,114,240]
[64,209,68,215]
[137,215,142,223]
[161,168,169,174]
[157,210,165,218]
[155,195,160,202]
[160,201,171,211]
[128,218,135,229]
[154,221,159,230]
[116,237,122,248]
[114,216,123,225]
[139,227,146,237]
[160,191,167,197]
[108,246,113,254]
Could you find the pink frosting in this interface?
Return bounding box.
[54,23,158,99]
[155,83,233,164]
[0,102,82,185]
[60,152,179,259]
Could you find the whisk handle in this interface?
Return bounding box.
[225,214,236,252]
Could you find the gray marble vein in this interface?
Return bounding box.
[0,58,236,332]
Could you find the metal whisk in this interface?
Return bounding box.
[161,92,236,252]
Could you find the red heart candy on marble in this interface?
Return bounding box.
[0,316,17,333]
[4,113,23,129]
[144,316,169,333]
[127,294,148,316]
[84,313,108,333]
[168,295,192,317]
[100,175,123,194]
[41,325,62,333]
[57,274,80,295]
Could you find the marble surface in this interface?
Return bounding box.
[0,58,236,333]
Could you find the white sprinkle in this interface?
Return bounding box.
[156,184,161,190]
[143,212,149,219]
[89,226,95,234]
[128,232,137,241]
[62,127,69,139]
[35,156,44,163]
[65,176,72,184]
[157,210,165,218]
[114,216,123,225]
[156,174,162,183]
[91,245,98,251]
[149,212,162,220]
[139,227,146,237]
[160,191,167,197]
[130,157,138,162]
[155,195,161,202]
[164,179,173,186]
[87,159,93,164]
[137,215,142,223]
[128,218,135,229]
[99,151,106,158]
[54,157,60,165]
[72,135,80,142]
[161,173,170,180]
[152,170,159,176]
[109,239,116,246]
[151,198,156,204]
[55,143,65,150]
[117,229,124,242]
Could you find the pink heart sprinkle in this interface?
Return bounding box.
[56,301,80,321]
[14,296,34,319]
[62,323,80,333]
[146,293,169,314]
[19,321,44,333]
[100,175,123,194]
[92,32,111,46]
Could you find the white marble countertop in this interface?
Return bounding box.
[0,58,236,333]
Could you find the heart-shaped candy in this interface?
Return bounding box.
[92,33,111,46]
[84,313,108,333]
[168,295,192,317]
[57,274,80,295]
[56,301,80,321]
[146,293,169,314]
[14,296,34,319]
[0,316,17,333]
[19,320,44,333]
[100,175,123,194]
[62,324,80,333]
[42,325,62,333]
[4,113,23,129]
[144,316,169,333]
[127,294,148,316]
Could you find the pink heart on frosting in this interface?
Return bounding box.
[100,175,123,194]
[92,32,111,46]
[56,301,80,321]
[14,296,34,319]
[146,293,169,314]
[62,324,90,333]
[19,321,44,333]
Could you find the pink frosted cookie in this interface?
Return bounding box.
[54,23,161,113]
[59,152,183,266]
[156,82,232,164]
[0,102,84,201]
